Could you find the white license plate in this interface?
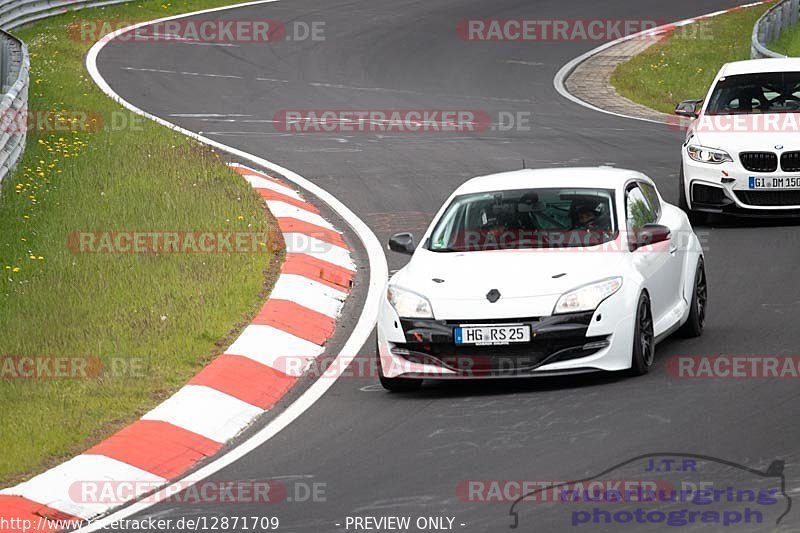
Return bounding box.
[454,324,530,346]
[749,176,800,189]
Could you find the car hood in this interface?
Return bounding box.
[391,246,628,319]
[690,114,800,153]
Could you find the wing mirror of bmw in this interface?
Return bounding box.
[388,232,416,255]
[631,224,671,251]
[674,99,703,118]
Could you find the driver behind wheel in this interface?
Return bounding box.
[571,199,605,230]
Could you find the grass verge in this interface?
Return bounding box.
[611,3,772,114]
[0,0,280,485]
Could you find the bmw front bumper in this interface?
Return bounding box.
[683,157,800,217]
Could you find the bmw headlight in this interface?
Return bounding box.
[686,145,732,164]
[387,285,434,319]
[554,277,623,314]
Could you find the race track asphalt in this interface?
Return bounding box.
[95,1,800,531]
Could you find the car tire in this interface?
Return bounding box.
[677,258,707,338]
[678,166,708,226]
[376,341,422,392]
[629,292,655,376]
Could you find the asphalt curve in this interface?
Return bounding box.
[95,1,800,531]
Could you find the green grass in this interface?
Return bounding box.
[0,1,280,485]
[611,3,772,114]
[768,21,800,55]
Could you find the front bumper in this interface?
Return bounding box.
[377,293,636,379]
[683,156,800,216]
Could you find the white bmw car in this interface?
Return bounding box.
[677,58,800,222]
[376,168,706,391]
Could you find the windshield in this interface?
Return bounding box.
[706,72,800,115]
[427,187,618,252]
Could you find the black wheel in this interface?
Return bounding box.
[376,341,422,392]
[678,166,708,226]
[678,258,707,338]
[629,292,655,376]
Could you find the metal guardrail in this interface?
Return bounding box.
[0,0,131,32]
[0,0,133,189]
[752,0,800,58]
[0,29,27,187]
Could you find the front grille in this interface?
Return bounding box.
[740,152,777,172]
[393,336,610,375]
[395,313,598,375]
[734,190,800,206]
[781,151,800,172]
[691,183,727,205]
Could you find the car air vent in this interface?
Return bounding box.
[691,183,727,205]
[740,152,777,173]
[734,190,800,206]
[780,151,800,172]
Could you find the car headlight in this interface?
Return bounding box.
[553,277,623,315]
[686,144,732,164]
[387,285,434,319]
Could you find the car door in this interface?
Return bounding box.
[639,181,685,314]
[625,183,674,332]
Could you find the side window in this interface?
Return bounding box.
[626,185,657,232]
[639,182,661,219]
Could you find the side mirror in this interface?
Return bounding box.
[632,224,671,251]
[675,99,702,118]
[388,232,416,255]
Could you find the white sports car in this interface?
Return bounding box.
[676,58,800,222]
[376,167,706,391]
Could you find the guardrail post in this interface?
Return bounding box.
[771,9,778,41]
[782,1,791,36]
[757,18,767,57]
[769,11,778,42]
[774,10,781,39]
[0,39,7,93]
